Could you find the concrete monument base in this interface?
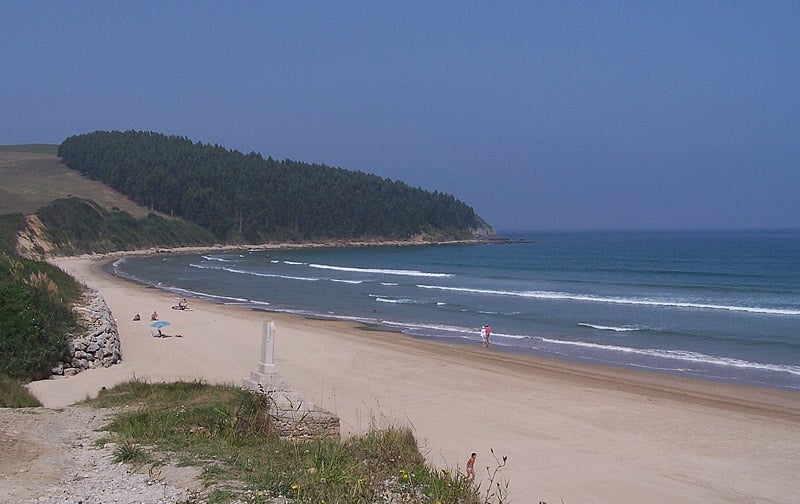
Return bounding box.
[242,320,340,438]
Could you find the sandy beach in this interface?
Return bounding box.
[27,255,800,503]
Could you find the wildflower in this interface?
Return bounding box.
[291,484,298,490]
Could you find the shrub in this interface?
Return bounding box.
[0,252,80,380]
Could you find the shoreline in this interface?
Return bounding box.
[27,254,800,502]
[109,255,800,418]
[106,244,800,394]
[56,236,494,261]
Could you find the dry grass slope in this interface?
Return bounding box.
[0,146,150,217]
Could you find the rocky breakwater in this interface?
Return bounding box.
[51,290,122,377]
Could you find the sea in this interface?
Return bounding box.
[109,230,800,392]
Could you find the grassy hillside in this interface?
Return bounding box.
[32,197,215,255]
[0,144,58,155]
[0,147,151,217]
[2,146,216,256]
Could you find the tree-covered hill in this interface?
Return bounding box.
[58,131,491,242]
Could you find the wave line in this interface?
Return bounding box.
[310,263,450,277]
[416,285,800,316]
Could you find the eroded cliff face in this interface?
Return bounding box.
[16,214,55,259]
[471,216,495,238]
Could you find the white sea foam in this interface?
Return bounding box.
[490,332,530,340]
[190,263,319,282]
[537,338,800,377]
[416,285,800,316]
[201,255,230,262]
[578,323,645,332]
[331,278,364,284]
[283,260,305,265]
[381,282,399,286]
[384,320,473,335]
[375,297,415,304]
[166,286,249,303]
[310,263,451,277]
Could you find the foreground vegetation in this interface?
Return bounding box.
[0,373,41,407]
[0,214,82,381]
[87,381,497,504]
[0,213,83,405]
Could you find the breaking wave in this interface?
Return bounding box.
[416,285,800,316]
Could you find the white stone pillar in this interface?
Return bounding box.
[243,320,285,391]
[259,320,276,374]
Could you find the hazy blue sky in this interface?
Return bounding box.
[2,1,798,231]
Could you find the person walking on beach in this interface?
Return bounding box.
[481,325,488,348]
[466,452,477,482]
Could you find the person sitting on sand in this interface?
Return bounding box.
[466,452,477,482]
[151,310,158,321]
[132,313,141,321]
[172,299,188,310]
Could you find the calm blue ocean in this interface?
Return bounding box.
[111,231,800,391]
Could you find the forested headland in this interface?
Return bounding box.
[0,134,492,400]
[58,131,492,242]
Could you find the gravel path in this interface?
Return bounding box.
[0,406,200,503]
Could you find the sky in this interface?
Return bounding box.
[2,1,799,231]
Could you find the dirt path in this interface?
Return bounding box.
[0,406,200,503]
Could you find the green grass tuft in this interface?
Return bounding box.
[112,438,151,465]
[0,374,41,407]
